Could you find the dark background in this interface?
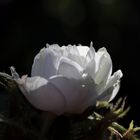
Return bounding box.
[0,0,140,126]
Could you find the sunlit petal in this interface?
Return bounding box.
[57,57,83,80]
[18,76,65,115]
[31,48,60,79]
[95,48,112,85]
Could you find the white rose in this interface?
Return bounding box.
[11,43,123,115]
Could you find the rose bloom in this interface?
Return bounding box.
[12,43,123,115]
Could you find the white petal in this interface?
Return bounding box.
[85,45,95,63]
[63,45,83,66]
[78,73,99,107]
[106,70,123,89]
[48,44,63,56]
[96,70,123,102]
[47,44,60,49]
[57,57,83,80]
[49,75,94,113]
[84,45,96,79]
[84,59,96,79]
[67,45,79,55]
[17,76,66,115]
[94,47,112,85]
[95,81,120,102]
[95,47,107,72]
[31,48,60,79]
[77,46,89,58]
[49,76,81,112]
[108,82,120,102]
[94,86,114,102]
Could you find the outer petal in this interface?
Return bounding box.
[96,70,123,102]
[94,47,112,85]
[94,81,120,102]
[93,86,114,102]
[49,75,100,113]
[108,82,120,102]
[57,57,83,80]
[31,47,60,79]
[49,76,89,113]
[17,76,66,115]
[106,70,123,89]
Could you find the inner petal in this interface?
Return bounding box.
[77,46,89,58]
[31,48,60,79]
[64,45,83,66]
[94,48,112,85]
[85,45,95,64]
[57,57,83,80]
